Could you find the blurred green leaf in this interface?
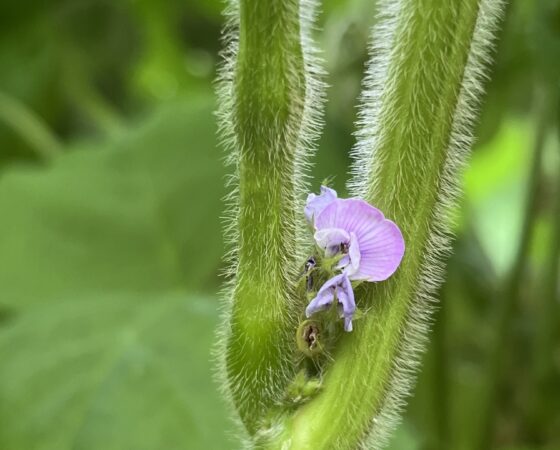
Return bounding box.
[0,291,232,450]
[0,96,225,308]
[463,117,533,277]
[0,22,63,165]
[0,95,232,448]
[386,421,420,450]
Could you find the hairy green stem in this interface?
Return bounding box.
[218,0,321,436]
[266,0,503,448]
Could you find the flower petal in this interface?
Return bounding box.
[347,232,361,276]
[314,228,349,257]
[315,198,383,235]
[305,273,343,317]
[335,274,356,332]
[304,186,338,224]
[315,198,404,281]
[352,219,404,281]
[305,273,356,332]
[335,231,361,277]
[305,288,334,317]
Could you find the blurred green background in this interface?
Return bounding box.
[0,0,558,449]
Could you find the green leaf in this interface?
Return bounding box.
[464,117,533,277]
[0,291,233,450]
[0,97,225,308]
[0,96,232,448]
[386,421,420,450]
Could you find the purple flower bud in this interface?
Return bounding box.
[304,186,337,224]
[305,273,356,332]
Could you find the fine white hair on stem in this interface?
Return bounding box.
[293,0,327,266]
[214,0,326,442]
[348,0,505,448]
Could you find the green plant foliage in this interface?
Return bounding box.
[0,97,224,309]
[0,97,231,448]
[464,118,533,276]
[0,292,231,450]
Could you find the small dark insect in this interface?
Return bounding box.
[340,242,349,254]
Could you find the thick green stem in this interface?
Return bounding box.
[266,0,503,448]
[219,0,313,436]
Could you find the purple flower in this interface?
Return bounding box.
[314,195,404,282]
[305,273,355,332]
[304,186,337,224]
[304,187,405,332]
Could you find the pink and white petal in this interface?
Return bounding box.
[351,219,405,281]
